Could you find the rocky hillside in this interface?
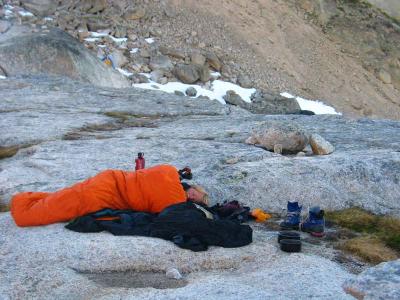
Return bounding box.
[1,0,400,119]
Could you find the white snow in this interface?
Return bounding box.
[18,10,34,17]
[44,17,53,21]
[133,78,256,104]
[117,68,133,77]
[84,37,100,43]
[130,48,139,54]
[0,76,6,80]
[90,31,109,38]
[5,6,14,19]
[145,38,155,44]
[211,72,221,78]
[86,32,127,45]
[109,36,128,44]
[281,92,341,115]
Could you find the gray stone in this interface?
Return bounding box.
[310,134,335,155]
[20,0,57,17]
[149,55,173,72]
[140,49,151,58]
[174,64,200,84]
[0,20,11,34]
[87,0,107,14]
[237,74,252,88]
[132,73,149,84]
[113,25,127,38]
[159,46,186,60]
[198,65,211,82]
[366,0,400,21]
[166,268,182,280]
[343,259,400,299]
[0,25,129,88]
[378,69,392,84]
[110,50,128,68]
[185,87,197,97]
[123,6,146,20]
[191,51,206,66]
[248,92,301,114]
[206,51,222,71]
[150,70,164,83]
[0,66,6,77]
[86,19,110,31]
[247,121,309,153]
[174,90,185,96]
[223,90,247,106]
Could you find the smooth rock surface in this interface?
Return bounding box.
[343,259,400,299]
[1,76,400,217]
[0,212,354,299]
[0,26,130,88]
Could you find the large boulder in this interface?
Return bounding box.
[223,90,247,107]
[173,64,200,84]
[310,134,335,155]
[246,121,309,153]
[0,26,130,88]
[249,92,301,114]
[149,55,173,72]
[20,0,57,17]
[343,259,400,299]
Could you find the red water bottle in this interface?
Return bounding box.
[135,152,145,170]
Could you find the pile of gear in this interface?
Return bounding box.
[65,200,263,252]
[278,201,325,253]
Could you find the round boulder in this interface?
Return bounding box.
[0,26,130,88]
[309,134,334,155]
[173,64,200,84]
[246,121,308,154]
[185,87,197,97]
[149,55,173,72]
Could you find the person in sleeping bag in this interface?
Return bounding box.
[11,164,209,227]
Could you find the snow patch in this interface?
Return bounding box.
[84,37,100,43]
[133,77,256,104]
[0,75,7,80]
[117,68,133,77]
[130,48,139,54]
[145,38,155,44]
[18,10,34,17]
[109,36,128,44]
[90,32,109,38]
[281,92,341,115]
[44,17,53,21]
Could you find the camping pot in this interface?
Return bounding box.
[278,231,300,243]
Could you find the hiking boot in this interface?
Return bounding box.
[300,206,325,237]
[280,201,302,230]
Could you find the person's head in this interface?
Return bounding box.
[186,185,209,206]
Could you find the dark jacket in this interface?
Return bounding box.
[66,202,253,251]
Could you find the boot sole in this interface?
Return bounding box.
[300,224,325,237]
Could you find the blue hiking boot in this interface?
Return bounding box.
[300,206,325,237]
[280,201,302,230]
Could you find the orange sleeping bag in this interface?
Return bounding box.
[11,164,187,227]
